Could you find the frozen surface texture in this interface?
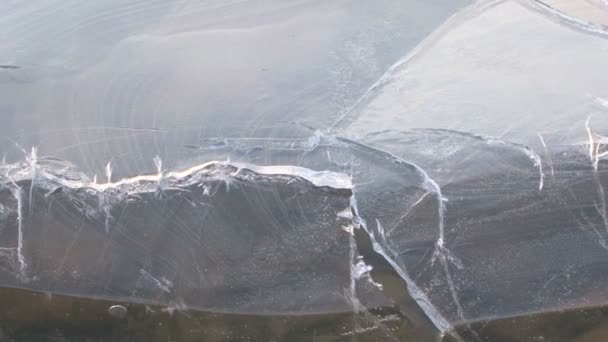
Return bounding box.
[0,0,467,178]
[0,135,446,340]
[334,0,608,146]
[0,158,357,314]
[2,0,608,341]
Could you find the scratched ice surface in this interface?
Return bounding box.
[0,0,466,178]
[0,158,357,312]
[0,132,447,340]
[333,0,608,340]
[333,0,608,146]
[3,0,608,341]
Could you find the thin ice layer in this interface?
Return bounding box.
[334,0,608,146]
[0,0,467,176]
[6,127,608,338]
[361,128,608,329]
[0,159,359,314]
[187,133,456,332]
[0,136,443,327]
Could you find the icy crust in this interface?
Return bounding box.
[361,126,608,328]
[333,0,608,147]
[4,127,608,339]
[188,127,608,336]
[190,133,455,330]
[0,156,363,313]
[0,133,453,336]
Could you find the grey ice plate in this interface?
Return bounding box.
[2,1,608,341]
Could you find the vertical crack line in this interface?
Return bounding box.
[344,195,365,340]
[347,229,362,340]
[103,195,111,234]
[105,161,112,184]
[103,161,113,233]
[425,177,448,250]
[13,188,25,275]
[586,118,608,233]
[594,177,608,235]
[587,117,598,169]
[27,147,37,217]
[154,155,164,194]
[538,133,555,181]
[439,249,464,322]
[343,138,468,339]
[521,146,544,191]
[404,161,470,341]
[421,172,467,331]
[3,160,27,276]
[349,191,461,339]
[154,155,163,176]
[348,230,359,312]
[414,164,463,271]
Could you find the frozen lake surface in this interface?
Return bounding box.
[2,1,608,341]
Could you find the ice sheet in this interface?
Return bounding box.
[334,0,608,146]
[2,0,608,341]
[0,134,447,339]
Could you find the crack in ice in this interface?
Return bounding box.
[527,0,608,38]
[538,133,555,181]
